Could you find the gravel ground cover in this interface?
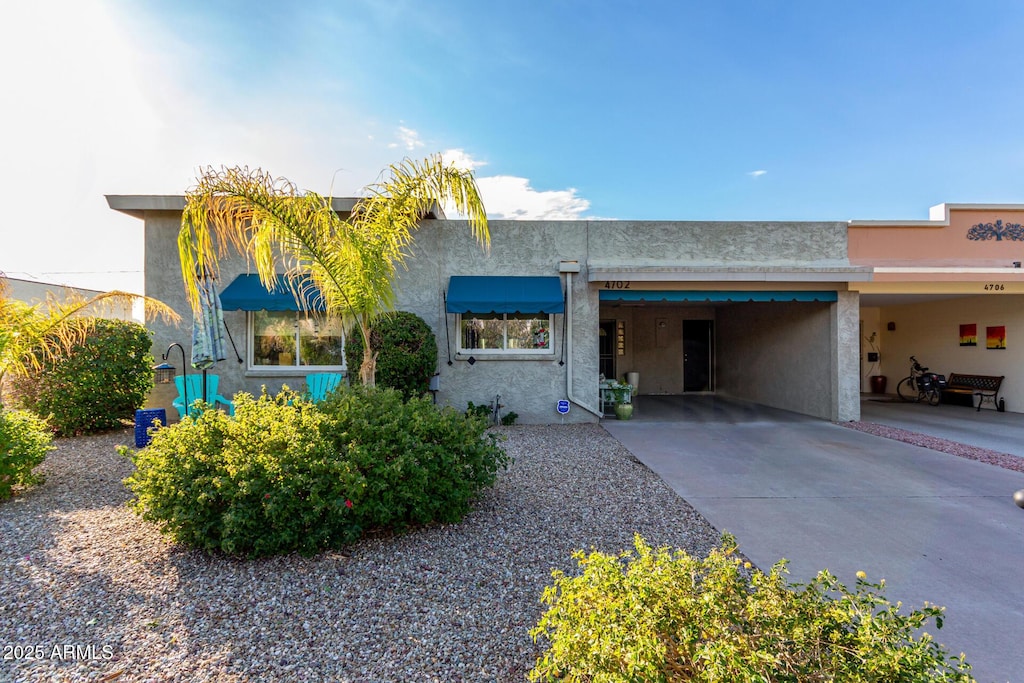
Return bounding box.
[0,424,720,683]
[839,420,1024,473]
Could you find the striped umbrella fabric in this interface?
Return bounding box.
[191,275,228,373]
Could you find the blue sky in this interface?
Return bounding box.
[5,1,1024,293]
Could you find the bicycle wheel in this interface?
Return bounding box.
[927,387,942,406]
[896,376,920,402]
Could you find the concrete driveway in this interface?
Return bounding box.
[602,395,1024,683]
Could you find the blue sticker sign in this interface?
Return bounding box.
[556,399,570,415]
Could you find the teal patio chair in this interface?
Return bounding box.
[173,374,235,418]
[306,372,345,402]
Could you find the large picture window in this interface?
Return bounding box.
[459,313,552,354]
[250,311,345,368]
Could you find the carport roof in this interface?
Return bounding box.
[587,259,873,283]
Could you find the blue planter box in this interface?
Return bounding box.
[134,409,167,448]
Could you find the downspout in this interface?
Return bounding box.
[561,261,604,419]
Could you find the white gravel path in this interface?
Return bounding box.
[0,424,720,682]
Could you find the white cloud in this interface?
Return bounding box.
[437,150,591,220]
[477,176,591,220]
[441,148,488,172]
[748,170,768,178]
[390,125,425,151]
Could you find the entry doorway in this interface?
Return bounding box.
[683,320,714,392]
[599,320,616,380]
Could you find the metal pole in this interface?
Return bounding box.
[163,343,187,414]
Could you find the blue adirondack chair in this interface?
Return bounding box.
[173,374,235,418]
[306,372,345,402]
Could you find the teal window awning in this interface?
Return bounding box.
[599,290,838,303]
[219,274,326,312]
[446,276,565,314]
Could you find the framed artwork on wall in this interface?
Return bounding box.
[986,325,1006,350]
[959,324,977,347]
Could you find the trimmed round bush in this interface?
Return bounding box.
[0,408,53,499]
[124,386,507,557]
[530,534,975,682]
[15,319,154,436]
[345,311,437,398]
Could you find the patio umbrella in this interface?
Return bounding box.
[191,273,228,403]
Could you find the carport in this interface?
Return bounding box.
[857,288,1024,412]
[590,263,870,421]
[849,203,1024,413]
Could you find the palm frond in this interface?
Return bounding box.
[0,279,180,398]
[178,155,489,386]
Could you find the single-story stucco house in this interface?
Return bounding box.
[107,195,1024,423]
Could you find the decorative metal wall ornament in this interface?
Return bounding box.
[966,219,1024,241]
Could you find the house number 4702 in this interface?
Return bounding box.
[984,283,1005,291]
[603,281,631,289]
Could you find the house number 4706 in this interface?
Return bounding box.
[984,283,1005,291]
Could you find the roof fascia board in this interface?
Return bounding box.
[104,195,443,219]
[588,265,872,283]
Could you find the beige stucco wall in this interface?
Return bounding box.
[396,220,596,423]
[716,301,836,420]
[860,306,883,392]
[588,220,849,262]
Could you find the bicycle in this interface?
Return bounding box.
[896,356,945,406]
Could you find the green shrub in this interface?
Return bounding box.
[318,386,508,529]
[0,408,53,499]
[345,311,437,398]
[529,535,974,683]
[467,399,518,425]
[16,319,154,436]
[466,401,492,420]
[124,391,365,556]
[124,386,508,556]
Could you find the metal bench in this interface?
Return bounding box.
[942,373,1004,412]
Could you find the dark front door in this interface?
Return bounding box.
[599,320,616,380]
[683,320,714,392]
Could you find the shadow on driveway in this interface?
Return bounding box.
[603,395,1024,683]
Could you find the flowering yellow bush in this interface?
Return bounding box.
[530,534,974,683]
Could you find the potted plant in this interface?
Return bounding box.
[608,380,634,420]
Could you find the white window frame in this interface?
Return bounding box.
[247,311,347,372]
[456,312,556,356]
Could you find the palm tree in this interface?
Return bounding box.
[0,279,179,407]
[177,154,490,386]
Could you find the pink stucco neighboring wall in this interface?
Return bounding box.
[849,206,1024,269]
